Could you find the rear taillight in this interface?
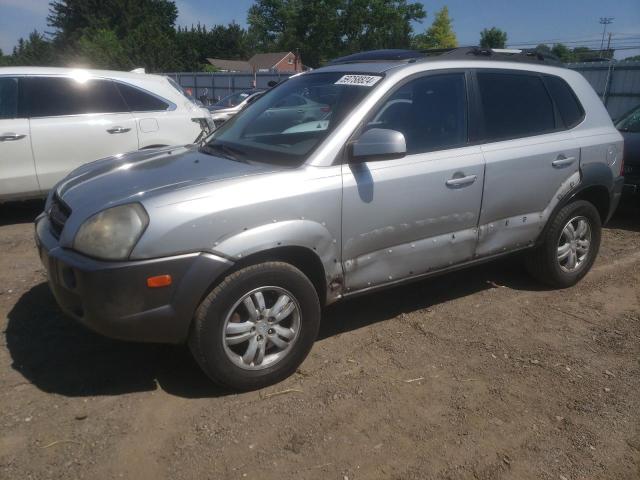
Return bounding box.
[321,106,331,112]
[619,150,625,176]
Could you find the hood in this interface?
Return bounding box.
[56,145,276,213]
[620,130,640,166]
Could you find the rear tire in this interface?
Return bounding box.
[189,261,321,391]
[525,200,601,288]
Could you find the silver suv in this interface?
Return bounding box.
[36,48,624,390]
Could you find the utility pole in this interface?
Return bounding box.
[599,17,614,55]
[605,32,613,59]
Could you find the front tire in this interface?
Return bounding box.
[525,200,601,288]
[189,262,321,391]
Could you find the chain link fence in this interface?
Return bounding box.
[165,72,293,105]
[568,61,640,119]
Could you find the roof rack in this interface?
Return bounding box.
[328,47,563,66]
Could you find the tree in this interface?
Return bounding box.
[551,43,572,62]
[72,29,130,69]
[175,22,251,71]
[624,55,640,61]
[247,0,426,68]
[479,27,507,49]
[48,0,178,44]
[10,31,55,66]
[413,6,457,50]
[47,0,180,71]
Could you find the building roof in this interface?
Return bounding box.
[206,58,252,72]
[248,52,292,70]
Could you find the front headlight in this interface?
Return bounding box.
[74,204,148,260]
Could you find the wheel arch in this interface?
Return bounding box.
[228,246,329,307]
[571,185,610,223]
[211,220,344,306]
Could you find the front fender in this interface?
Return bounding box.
[212,220,343,296]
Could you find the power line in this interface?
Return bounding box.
[599,17,614,54]
[508,36,640,47]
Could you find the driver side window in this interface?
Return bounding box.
[366,73,467,155]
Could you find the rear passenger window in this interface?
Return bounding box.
[477,72,556,141]
[0,77,19,119]
[544,75,584,129]
[366,73,467,154]
[25,77,128,117]
[116,83,169,111]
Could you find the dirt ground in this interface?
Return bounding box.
[0,198,639,480]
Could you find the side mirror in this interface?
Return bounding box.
[349,128,406,162]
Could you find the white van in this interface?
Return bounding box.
[0,67,212,201]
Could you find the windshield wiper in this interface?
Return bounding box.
[199,143,248,163]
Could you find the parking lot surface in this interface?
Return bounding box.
[1,199,639,480]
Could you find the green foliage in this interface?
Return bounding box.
[247,0,426,67]
[1,0,452,71]
[551,43,572,62]
[175,22,251,71]
[547,43,612,63]
[10,31,55,66]
[46,0,181,70]
[48,0,178,44]
[479,27,507,49]
[413,6,457,50]
[624,55,640,61]
[75,29,130,69]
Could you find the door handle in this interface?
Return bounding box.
[552,155,575,168]
[106,126,131,134]
[0,133,26,142]
[446,174,477,187]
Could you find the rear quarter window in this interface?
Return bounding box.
[544,75,585,129]
[477,71,556,141]
[116,82,170,112]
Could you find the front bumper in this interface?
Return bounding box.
[35,215,233,343]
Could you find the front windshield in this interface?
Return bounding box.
[215,91,253,108]
[202,71,383,164]
[616,105,640,133]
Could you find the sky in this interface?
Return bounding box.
[1,0,639,59]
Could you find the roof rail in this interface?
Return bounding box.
[328,47,563,66]
[328,49,424,65]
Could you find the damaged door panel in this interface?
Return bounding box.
[341,146,484,291]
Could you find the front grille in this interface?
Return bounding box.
[48,194,71,238]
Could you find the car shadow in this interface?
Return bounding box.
[607,198,640,233]
[0,199,45,227]
[6,256,543,399]
[6,283,228,399]
[319,255,544,339]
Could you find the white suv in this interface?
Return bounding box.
[0,67,212,201]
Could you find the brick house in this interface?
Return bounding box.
[207,52,303,73]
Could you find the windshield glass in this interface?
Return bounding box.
[215,91,254,108]
[202,71,382,165]
[616,105,640,133]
